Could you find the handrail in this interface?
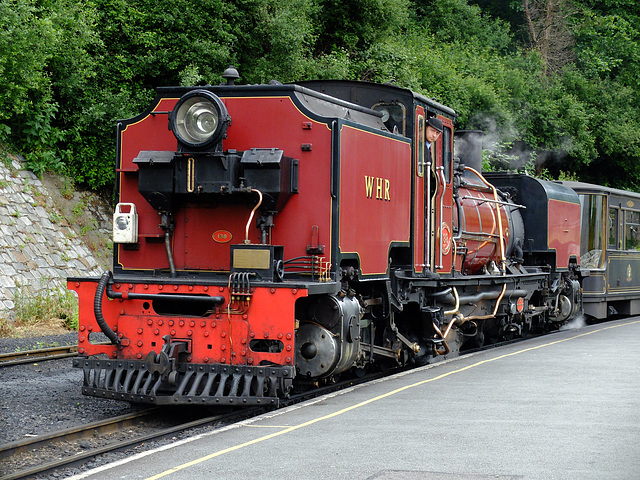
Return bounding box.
[425,159,432,269]
[437,165,446,269]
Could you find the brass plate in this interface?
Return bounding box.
[233,249,271,270]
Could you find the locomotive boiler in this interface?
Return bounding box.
[69,69,584,406]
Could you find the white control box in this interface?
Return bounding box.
[113,203,138,243]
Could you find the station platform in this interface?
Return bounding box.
[69,318,640,480]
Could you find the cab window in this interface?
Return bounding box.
[372,102,406,136]
[416,115,425,177]
[442,126,452,183]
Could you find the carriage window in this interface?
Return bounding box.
[579,194,604,269]
[608,208,619,249]
[624,210,640,250]
[416,115,424,177]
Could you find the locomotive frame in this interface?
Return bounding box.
[69,70,639,407]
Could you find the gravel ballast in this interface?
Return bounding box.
[0,332,140,445]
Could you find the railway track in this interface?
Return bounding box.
[0,406,256,480]
[0,345,77,367]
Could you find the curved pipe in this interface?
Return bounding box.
[466,283,507,321]
[423,287,452,298]
[444,286,459,315]
[244,189,263,244]
[443,313,464,339]
[94,271,121,346]
[441,286,527,338]
[432,322,451,355]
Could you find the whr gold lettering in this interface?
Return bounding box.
[364,175,391,202]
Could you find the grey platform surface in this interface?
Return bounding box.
[69,318,640,480]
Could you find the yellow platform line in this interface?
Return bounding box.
[245,424,292,428]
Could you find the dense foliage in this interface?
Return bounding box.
[1,0,639,192]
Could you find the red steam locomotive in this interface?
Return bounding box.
[70,68,628,406]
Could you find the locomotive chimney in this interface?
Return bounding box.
[454,130,484,173]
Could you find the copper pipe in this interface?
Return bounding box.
[444,286,460,315]
[443,313,463,339]
[244,189,263,244]
[465,283,508,320]
[432,323,451,355]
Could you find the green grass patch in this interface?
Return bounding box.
[0,279,79,337]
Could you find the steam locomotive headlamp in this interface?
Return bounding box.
[169,90,230,149]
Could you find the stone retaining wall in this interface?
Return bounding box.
[0,157,111,312]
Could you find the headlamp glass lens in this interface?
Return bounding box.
[177,97,219,144]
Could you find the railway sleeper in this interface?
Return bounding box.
[73,357,294,406]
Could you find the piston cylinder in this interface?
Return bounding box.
[295,295,361,378]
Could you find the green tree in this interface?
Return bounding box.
[227,0,320,83]
[574,8,640,85]
[0,0,96,175]
[413,0,514,53]
[317,0,411,53]
[65,0,236,189]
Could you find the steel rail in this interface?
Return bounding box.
[0,409,160,460]
[0,345,77,367]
